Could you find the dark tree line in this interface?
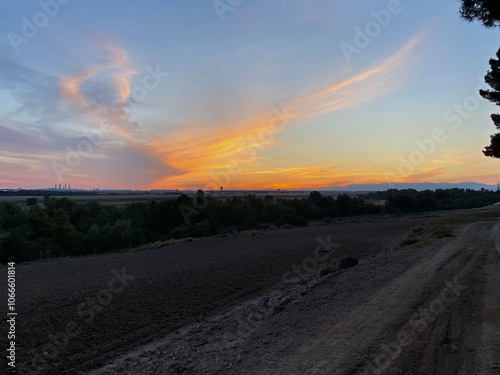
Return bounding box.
[0,193,379,263]
[366,188,500,212]
[0,188,499,264]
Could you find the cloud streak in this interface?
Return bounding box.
[293,34,421,119]
[0,33,423,190]
[146,34,422,189]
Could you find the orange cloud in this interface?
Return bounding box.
[54,35,423,190]
[103,42,135,103]
[145,35,422,189]
[57,42,143,143]
[58,42,135,110]
[149,163,401,190]
[59,68,99,107]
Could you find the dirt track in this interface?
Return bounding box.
[2,213,500,374]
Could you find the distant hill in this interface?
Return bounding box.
[317,182,498,192]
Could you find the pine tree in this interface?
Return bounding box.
[481,48,500,157]
[460,0,500,28]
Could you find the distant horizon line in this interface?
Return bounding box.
[1,181,498,193]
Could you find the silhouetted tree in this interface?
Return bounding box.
[481,49,500,157]
[459,1,500,157]
[460,0,500,28]
[308,191,322,201]
[196,189,205,205]
[233,200,258,230]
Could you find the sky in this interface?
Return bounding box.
[0,0,499,190]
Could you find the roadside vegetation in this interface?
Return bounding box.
[0,188,499,263]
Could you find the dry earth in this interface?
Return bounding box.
[1,211,500,374]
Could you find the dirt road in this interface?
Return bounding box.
[2,214,500,374]
[87,220,500,375]
[245,221,500,375]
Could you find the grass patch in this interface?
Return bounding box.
[430,215,481,239]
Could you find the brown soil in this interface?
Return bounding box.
[2,212,500,374]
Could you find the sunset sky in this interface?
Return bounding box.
[0,0,499,190]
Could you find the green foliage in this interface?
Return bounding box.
[276,214,308,228]
[51,209,81,255]
[233,199,258,230]
[1,188,498,263]
[188,220,211,238]
[367,188,500,213]
[304,203,324,219]
[83,224,100,253]
[99,219,132,253]
[26,197,38,206]
[167,225,188,240]
[166,220,213,240]
[0,229,36,263]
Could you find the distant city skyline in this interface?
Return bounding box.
[1,1,499,190]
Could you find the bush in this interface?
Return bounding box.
[187,220,211,238]
[167,226,188,240]
[276,214,308,228]
[233,200,258,230]
[26,198,38,206]
[304,203,325,219]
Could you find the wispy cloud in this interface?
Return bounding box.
[57,42,136,126]
[0,33,423,189]
[146,34,422,189]
[59,68,100,107]
[292,34,421,119]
